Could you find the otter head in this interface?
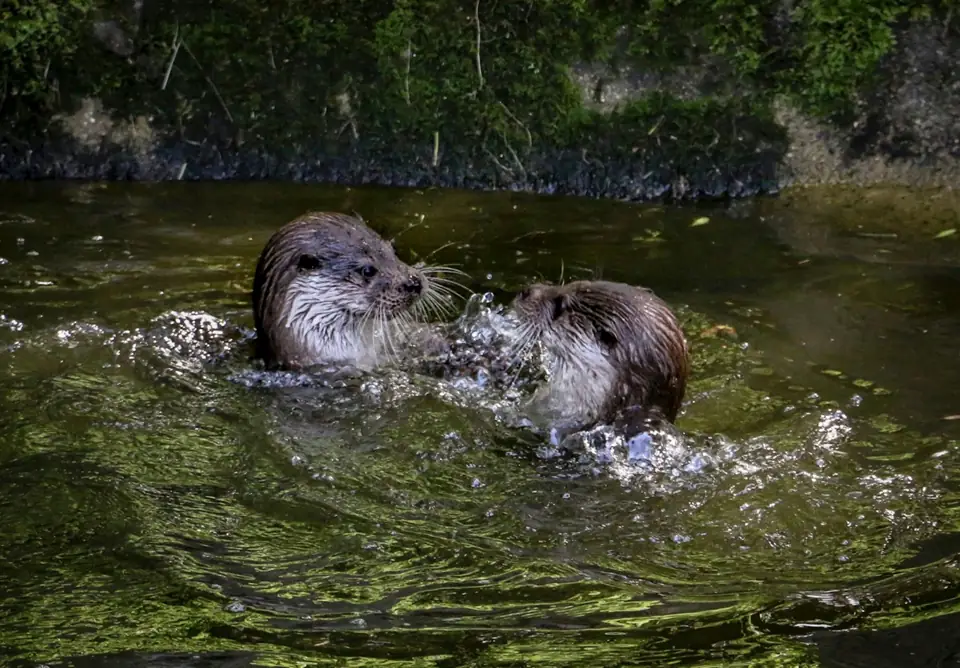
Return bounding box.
[252,212,426,370]
[512,280,689,427]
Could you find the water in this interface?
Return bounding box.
[0,182,959,667]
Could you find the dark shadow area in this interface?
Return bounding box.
[814,611,960,668]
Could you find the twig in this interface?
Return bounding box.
[647,115,665,135]
[474,0,484,90]
[499,130,525,176]
[390,213,427,244]
[268,44,278,72]
[432,130,440,167]
[162,25,181,91]
[483,145,514,178]
[498,101,531,147]
[404,38,412,105]
[335,91,359,140]
[181,38,234,124]
[420,239,458,263]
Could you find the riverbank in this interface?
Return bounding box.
[2,0,958,199]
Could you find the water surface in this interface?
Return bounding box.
[1,182,959,667]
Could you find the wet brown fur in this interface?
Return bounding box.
[251,212,425,370]
[512,280,689,426]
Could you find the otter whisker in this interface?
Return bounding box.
[382,307,401,365]
[374,303,396,365]
[421,274,463,295]
[420,278,463,315]
[422,286,460,311]
[420,268,472,295]
[392,307,414,337]
[356,306,379,366]
[420,263,471,278]
[423,288,467,315]
[504,322,538,372]
[423,278,471,298]
[505,330,539,390]
[392,313,414,362]
[409,295,433,322]
[410,297,429,322]
[419,290,453,321]
[423,282,465,302]
[423,274,470,288]
[420,278,471,302]
[383,305,415,365]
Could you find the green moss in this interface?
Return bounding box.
[786,0,926,117]
[0,0,94,106]
[366,0,593,149]
[0,0,947,154]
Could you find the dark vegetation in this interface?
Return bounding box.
[0,0,954,195]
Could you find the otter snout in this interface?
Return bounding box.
[402,275,423,295]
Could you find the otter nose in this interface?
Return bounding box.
[403,275,423,294]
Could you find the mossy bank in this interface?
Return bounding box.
[1,0,958,199]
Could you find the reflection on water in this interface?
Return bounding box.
[0,182,959,667]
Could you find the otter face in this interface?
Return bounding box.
[285,228,424,322]
[512,280,689,425]
[252,212,427,369]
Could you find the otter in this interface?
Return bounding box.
[252,212,434,370]
[510,280,689,429]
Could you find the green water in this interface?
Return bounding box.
[0,182,958,667]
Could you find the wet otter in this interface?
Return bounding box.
[511,280,689,428]
[252,212,437,370]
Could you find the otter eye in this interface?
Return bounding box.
[551,295,566,320]
[359,265,378,278]
[297,254,321,272]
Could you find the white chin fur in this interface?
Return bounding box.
[282,277,385,368]
[537,336,616,424]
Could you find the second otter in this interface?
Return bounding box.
[511,280,689,427]
[252,212,431,370]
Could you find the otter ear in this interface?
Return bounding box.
[296,254,322,272]
[551,295,568,320]
[597,328,618,349]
